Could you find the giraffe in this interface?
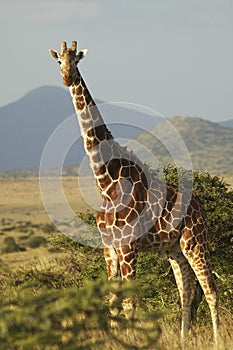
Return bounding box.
[49,41,219,344]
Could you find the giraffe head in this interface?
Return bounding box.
[49,41,87,86]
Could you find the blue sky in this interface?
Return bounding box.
[1,0,233,121]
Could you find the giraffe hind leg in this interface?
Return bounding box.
[181,242,219,344]
[168,247,196,342]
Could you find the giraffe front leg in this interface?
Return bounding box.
[116,244,138,320]
[104,247,122,324]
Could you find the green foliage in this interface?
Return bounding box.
[0,278,160,350]
[76,210,97,227]
[50,234,105,283]
[73,210,101,247]
[159,166,233,257]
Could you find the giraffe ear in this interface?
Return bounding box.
[75,49,88,63]
[49,49,60,61]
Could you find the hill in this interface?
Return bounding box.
[0,86,159,172]
[219,119,233,128]
[135,116,233,174]
[0,86,232,174]
[0,86,74,171]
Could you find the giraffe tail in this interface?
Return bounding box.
[191,280,204,323]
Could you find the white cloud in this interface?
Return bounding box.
[0,1,101,23]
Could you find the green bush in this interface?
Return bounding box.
[50,234,106,285]
[2,236,20,253]
[28,236,47,248]
[1,226,16,232]
[159,166,233,260]
[76,210,97,226]
[42,223,56,233]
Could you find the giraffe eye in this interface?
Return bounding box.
[58,60,61,65]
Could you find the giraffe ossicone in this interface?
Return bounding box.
[49,41,219,344]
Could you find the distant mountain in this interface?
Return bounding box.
[0,85,160,172]
[1,86,232,174]
[0,86,73,171]
[219,119,233,128]
[134,116,233,174]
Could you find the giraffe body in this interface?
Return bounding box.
[50,41,219,343]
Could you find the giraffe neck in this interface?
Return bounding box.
[69,68,149,199]
[69,70,109,137]
[69,68,120,192]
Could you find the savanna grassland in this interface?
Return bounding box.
[0,174,233,349]
[0,177,88,265]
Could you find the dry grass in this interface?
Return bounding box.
[76,315,233,350]
[157,318,233,350]
[1,173,231,224]
[91,316,233,350]
[0,176,92,266]
[0,176,91,224]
